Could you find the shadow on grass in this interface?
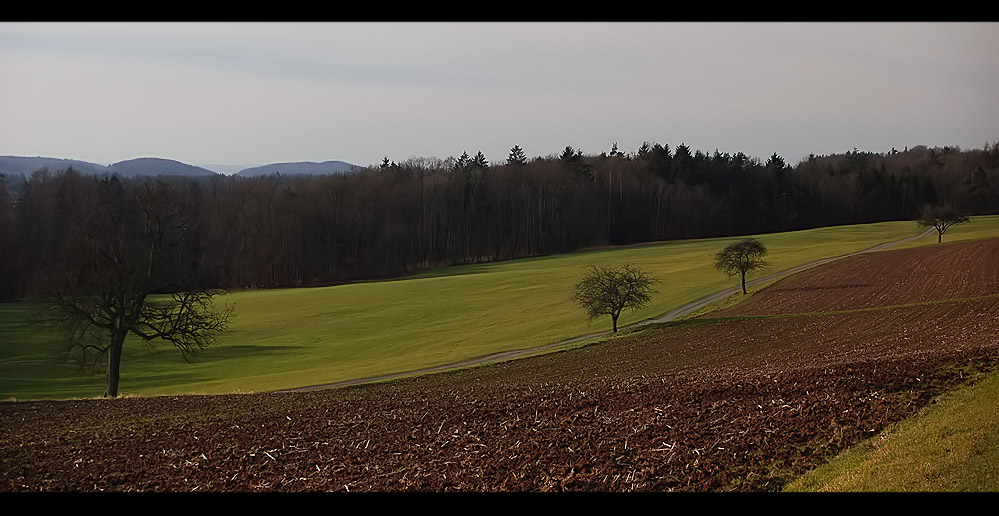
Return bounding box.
[3,343,306,401]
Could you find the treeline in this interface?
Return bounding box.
[0,142,996,300]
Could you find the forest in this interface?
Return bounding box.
[0,142,996,300]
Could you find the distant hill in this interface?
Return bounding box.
[234,161,360,177]
[0,156,360,180]
[0,156,109,177]
[108,158,218,177]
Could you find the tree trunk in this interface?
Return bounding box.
[105,332,126,398]
[612,313,618,333]
[741,271,747,295]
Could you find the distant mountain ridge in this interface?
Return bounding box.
[108,158,217,177]
[234,160,360,177]
[0,156,362,179]
[0,156,109,177]
[0,156,218,178]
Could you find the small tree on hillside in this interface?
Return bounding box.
[570,263,659,333]
[917,204,970,243]
[715,238,770,295]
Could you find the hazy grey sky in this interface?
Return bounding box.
[2,22,997,171]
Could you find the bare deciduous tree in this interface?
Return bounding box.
[715,238,770,295]
[917,204,970,243]
[36,176,234,398]
[570,263,658,333]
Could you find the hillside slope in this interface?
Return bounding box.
[108,157,218,177]
[0,156,109,176]
[2,238,997,491]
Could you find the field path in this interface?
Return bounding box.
[278,227,936,393]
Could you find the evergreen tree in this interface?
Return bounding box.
[637,141,652,160]
[765,153,787,171]
[507,145,528,166]
[560,146,582,164]
[674,144,692,162]
[454,152,471,173]
[472,151,489,170]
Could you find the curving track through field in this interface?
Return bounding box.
[280,228,939,393]
[3,234,997,492]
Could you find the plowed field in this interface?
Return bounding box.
[2,239,998,492]
[715,238,999,316]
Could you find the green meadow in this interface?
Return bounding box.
[2,216,997,400]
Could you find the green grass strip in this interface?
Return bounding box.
[785,367,999,491]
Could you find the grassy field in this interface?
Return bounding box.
[2,216,997,400]
[892,215,999,249]
[785,365,999,492]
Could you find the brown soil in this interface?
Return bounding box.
[2,240,998,492]
[715,238,999,317]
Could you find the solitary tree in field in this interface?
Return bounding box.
[36,176,234,398]
[917,204,970,243]
[570,263,659,333]
[715,238,770,295]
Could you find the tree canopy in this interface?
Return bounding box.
[507,145,527,166]
[2,141,994,301]
[570,263,658,333]
[715,238,770,295]
[472,151,489,170]
[35,175,234,397]
[918,204,970,243]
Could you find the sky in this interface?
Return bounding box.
[2,22,998,173]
